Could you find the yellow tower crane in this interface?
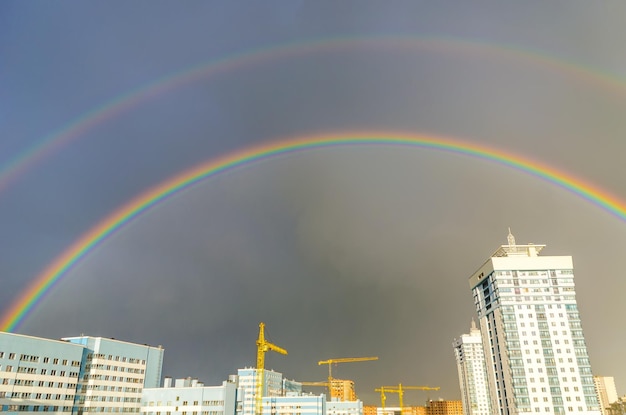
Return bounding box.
[375,384,440,415]
[255,322,287,415]
[317,357,378,400]
[300,381,331,388]
[318,356,379,383]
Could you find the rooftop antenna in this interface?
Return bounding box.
[507,227,516,247]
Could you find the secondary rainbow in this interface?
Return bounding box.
[2,131,626,332]
[2,35,626,195]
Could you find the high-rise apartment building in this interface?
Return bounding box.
[468,231,600,415]
[593,376,618,415]
[453,320,492,415]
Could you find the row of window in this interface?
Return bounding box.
[83,374,143,383]
[4,405,72,412]
[496,281,575,290]
[88,354,145,365]
[1,378,77,388]
[0,365,79,377]
[142,412,222,415]
[505,312,580,322]
[510,356,590,367]
[500,295,577,303]
[82,385,141,393]
[146,400,225,407]
[495,270,573,277]
[0,353,80,367]
[86,364,145,373]
[83,396,140,403]
[477,296,579,315]
[0,391,75,400]
[501,304,577,312]
[500,288,575,295]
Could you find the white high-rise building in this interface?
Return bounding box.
[593,376,618,415]
[468,231,600,415]
[453,320,492,415]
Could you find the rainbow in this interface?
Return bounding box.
[2,35,626,195]
[2,131,626,332]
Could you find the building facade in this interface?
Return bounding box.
[453,321,492,415]
[328,380,357,402]
[468,232,600,415]
[64,336,164,414]
[263,395,326,415]
[593,377,618,415]
[425,400,462,415]
[0,331,164,414]
[237,368,286,415]
[235,368,362,415]
[326,400,362,415]
[141,379,237,415]
[0,332,84,413]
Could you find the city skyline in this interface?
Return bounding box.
[3,2,626,406]
[2,230,621,408]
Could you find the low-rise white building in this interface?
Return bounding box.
[0,332,84,414]
[141,379,237,415]
[0,331,164,414]
[326,399,362,415]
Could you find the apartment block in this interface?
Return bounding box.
[594,376,618,415]
[64,335,164,414]
[425,400,462,415]
[0,332,84,413]
[468,231,600,415]
[0,331,164,414]
[453,321,492,415]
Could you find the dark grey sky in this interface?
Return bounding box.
[2,1,626,406]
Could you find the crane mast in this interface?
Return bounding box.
[255,323,287,415]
